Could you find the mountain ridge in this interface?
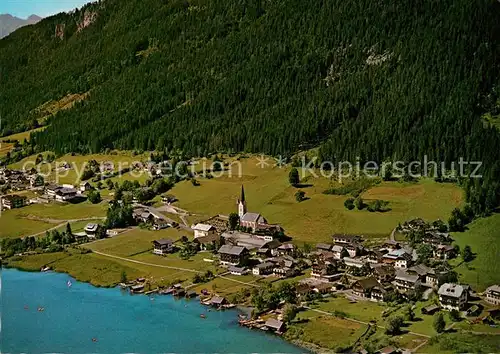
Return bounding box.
[0,13,42,38]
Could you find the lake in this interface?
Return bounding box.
[0,268,304,353]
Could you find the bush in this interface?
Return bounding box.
[344,198,355,210]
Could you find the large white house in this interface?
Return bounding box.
[438,283,469,310]
[485,285,500,305]
[192,223,217,239]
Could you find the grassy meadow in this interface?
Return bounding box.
[449,213,500,291]
[169,157,463,243]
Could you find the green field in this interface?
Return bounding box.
[9,151,149,185]
[286,315,365,351]
[169,157,463,243]
[0,211,55,238]
[0,201,107,239]
[449,213,500,291]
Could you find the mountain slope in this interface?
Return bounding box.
[0,14,41,38]
[1,0,500,168]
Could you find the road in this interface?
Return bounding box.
[91,250,259,288]
[135,203,192,232]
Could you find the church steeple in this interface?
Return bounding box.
[240,185,245,203]
[237,185,247,218]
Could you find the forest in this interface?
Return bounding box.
[1,0,500,216]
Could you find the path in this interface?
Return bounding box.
[135,204,192,231]
[304,307,431,339]
[91,250,259,288]
[390,227,397,241]
[25,217,106,238]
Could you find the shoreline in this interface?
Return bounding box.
[2,264,313,353]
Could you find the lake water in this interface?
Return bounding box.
[0,268,304,353]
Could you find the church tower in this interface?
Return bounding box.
[237,185,247,218]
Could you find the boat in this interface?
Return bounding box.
[92,338,98,342]
[200,314,206,319]
[67,280,72,288]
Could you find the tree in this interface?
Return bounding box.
[277,282,297,304]
[462,245,474,262]
[96,181,103,189]
[288,168,300,186]
[385,316,404,335]
[282,304,298,324]
[295,190,305,202]
[449,309,461,322]
[228,212,240,230]
[433,313,446,333]
[66,223,72,236]
[403,305,415,321]
[417,243,434,264]
[120,271,127,283]
[88,190,102,204]
[344,198,355,210]
[106,179,114,190]
[180,235,189,244]
[354,197,364,210]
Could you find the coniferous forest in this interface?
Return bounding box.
[1,0,500,214]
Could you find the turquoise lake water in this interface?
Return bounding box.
[1,268,304,353]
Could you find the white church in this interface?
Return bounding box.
[237,185,272,232]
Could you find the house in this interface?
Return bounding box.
[152,239,174,255]
[229,266,248,276]
[316,243,332,252]
[485,285,500,305]
[133,209,155,223]
[434,244,456,259]
[408,264,437,286]
[192,223,217,239]
[332,234,361,244]
[252,262,275,276]
[276,243,295,256]
[273,265,296,278]
[210,296,227,307]
[366,249,383,263]
[29,174,44,187]
[383,240,401,251]
[273,258,297,278]
[193,233,221,251]
[383,249,412,269]
[371,284,389,302]
[438,283,469,310]
[345,243,362,257]
[84,223,99,238]
[372,265,395,283]
[46,185,78,201]
[218,245,248,266]
[1,194,27,209]
[344,257,365,268]
[314,282,334,294]
[311,261,338,280]
[394,271,420,293]
[152,221,169,230]
[80,181,92,192]
[351,277,380,298]
[264,318,285,333]
[421,304,440,315]
[331,245,347,259]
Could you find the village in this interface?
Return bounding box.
[1,162,500,353]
